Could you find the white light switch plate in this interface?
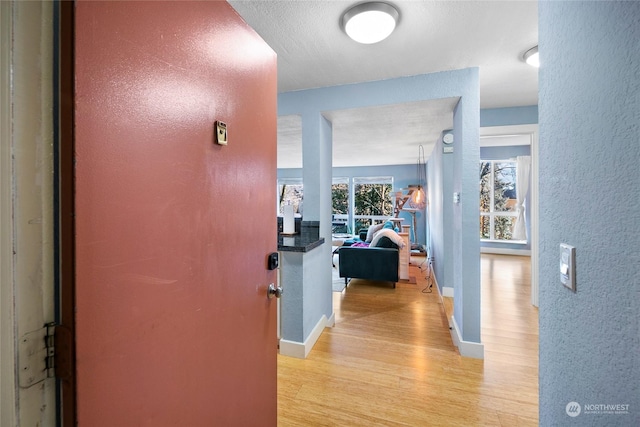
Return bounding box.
[560,243,576,291]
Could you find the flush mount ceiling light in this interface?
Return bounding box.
[523,45,539,68]
[341,2,399,44]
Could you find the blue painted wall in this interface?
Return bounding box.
[539,1,640,424]
[279,246,329,344]
[480,105,538,127]
[426,135,454,294]
[451,93,481,344]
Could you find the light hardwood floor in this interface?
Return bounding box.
[278,254,538,426]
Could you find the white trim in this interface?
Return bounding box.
[481,238,526,245]
[279,314,330,359]
[436,277,483,359]
[530,128,539,307]
[429,262,452,298]
[449,316,485,359]
[479,133,531,147]
[278,339,306,359]
[480,247,531,256]
[326,311,336,328]
[480,124,538,140]
[431,267,453,298]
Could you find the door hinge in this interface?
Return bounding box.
[45,322,56,378]
[18,322,73,388]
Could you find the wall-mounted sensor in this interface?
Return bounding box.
[267,252,279,270]
[215,121,227,145]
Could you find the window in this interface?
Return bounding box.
[480,161,521,241]
[332,177,349,232]
[277,179,303,215]
[278,176,394,234]
[353,176,393,233]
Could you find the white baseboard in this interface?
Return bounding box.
[279,314,330,359]
[481,247,531,256]
[326,312,336,327]
[437,282,484,360]
[449,315,484,359]
[442,286,454,297]
[430,267,452,298]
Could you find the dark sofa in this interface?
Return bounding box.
[338,238,399,288]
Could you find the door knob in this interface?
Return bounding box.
[267,283,283,299]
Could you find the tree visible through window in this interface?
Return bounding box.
[353,177,393,233]
[278,180,303,215]
[331,178,349,233]
[332,178,349,219]
[480,161,520,241]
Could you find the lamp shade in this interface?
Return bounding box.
[408,145,427,210]
[342,2,399,44]
[409,186,426,210]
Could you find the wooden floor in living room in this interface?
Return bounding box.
[277,254,538,426]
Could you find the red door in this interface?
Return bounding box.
[73,2,277,425]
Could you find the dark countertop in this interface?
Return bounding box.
[278,224,324,253]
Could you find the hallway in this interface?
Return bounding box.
[277,254,537,426]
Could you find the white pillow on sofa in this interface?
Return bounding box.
[365,222,385,242]
[370,228,405,249]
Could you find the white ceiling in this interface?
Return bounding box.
[229,0,539,168]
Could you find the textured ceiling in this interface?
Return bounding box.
[229,1,539,168]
